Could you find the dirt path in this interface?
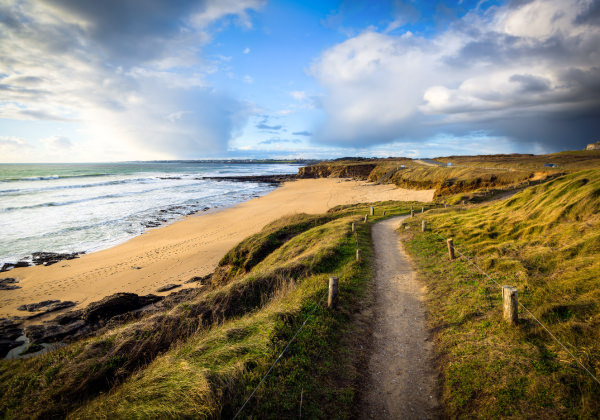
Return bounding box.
[414,159,445,167]
[361,216,439,419]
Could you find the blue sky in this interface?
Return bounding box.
[0,0,599,162]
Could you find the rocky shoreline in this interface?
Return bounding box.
[0,276,210,359]
[198,174,297,184]
[0,252,84,273]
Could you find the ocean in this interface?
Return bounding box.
[0,162,301,266]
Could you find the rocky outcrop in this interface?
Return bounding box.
[185,274,212,284]
[297,163,377,179]
[0,278,20,290]
[82,293,161,322]
[25,320,88,345]
[156,284,181,292]
[0,261,31,272]
[31,252,82,266]
[16,293,162,345]
[0,318,25,357]
[17,300,76,317]
[0,252,84,273]
[199,174,296,184]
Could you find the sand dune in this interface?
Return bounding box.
[0,179,434,318]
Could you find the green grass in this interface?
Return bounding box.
[299,150,600,199]
[434,150,600,171]
[402,169,600,418]
[0,201,422,419]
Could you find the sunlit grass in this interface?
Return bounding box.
[403,169,600,418]
[0,202,420,419]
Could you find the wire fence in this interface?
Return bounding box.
[432,230,600,386]
[234,205,600,419]
[232,291,328,419]
[233,215,365,419]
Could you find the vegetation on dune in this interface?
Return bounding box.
[0,202,420,419]
[403,169,600,418]
[385,165,545,198]
[434,150,600,171]
[3,154,600,418]
[297,151,600,199]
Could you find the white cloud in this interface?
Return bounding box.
[0,137,34,162]
[290,90,307,101]
[310,0,600,150]
[0,0,262,161]
[243,75,254,84]
[190,0,265,29]
[243,47,251,54]
[40,136,73,150]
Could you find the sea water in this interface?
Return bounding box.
[0,162,301,266]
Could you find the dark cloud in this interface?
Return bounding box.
[41,0,204,62]
[292,131,312,136]
[509,74,551,93]
[311,0,600,153]
[575,0,600,25]
[256,123,282,130]
[0,0,261,159]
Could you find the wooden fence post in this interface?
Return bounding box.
[422,220,427,232]
[421,206,424,213]
[351,222,355,233]
[356,249,361,262]
[383,210,386,216]
[410,209,414,217]
[370,206,374,216]
[502,286,518,324]
[447,238,455,260]
[328,276,339,309]
[364,214,368,223]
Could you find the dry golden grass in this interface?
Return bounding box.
[403,169,600,418]
[0,203,420,419]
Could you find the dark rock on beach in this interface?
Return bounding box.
[185,274,212,285]
[0,278,20,290]
[198,174,297,184]
[25,320,88,345]
[22,293,163,345]
[0,261,30,272]
[156,283,181,292]
[5,288,198,354]
[82,292,162,322]
[0,318,25,357]
[31,251,82,266]
[17,300,77,319]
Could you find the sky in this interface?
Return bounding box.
[0,0,599,162]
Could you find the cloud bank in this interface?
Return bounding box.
[0,0,263,160]
[310,0,600,151]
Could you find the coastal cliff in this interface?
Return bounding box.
[296,155,582,199]
[297,162,377,179]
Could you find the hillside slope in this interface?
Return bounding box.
[403,169,600,417]
[0,202,423,419]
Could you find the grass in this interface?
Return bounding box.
[0,201,422,419]
[402,169,600,418]
[433,150,600,171]
[298,151,600,199]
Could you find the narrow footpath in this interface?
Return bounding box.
[361,216,440,419]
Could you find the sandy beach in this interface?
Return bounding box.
[0,179,434,318]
